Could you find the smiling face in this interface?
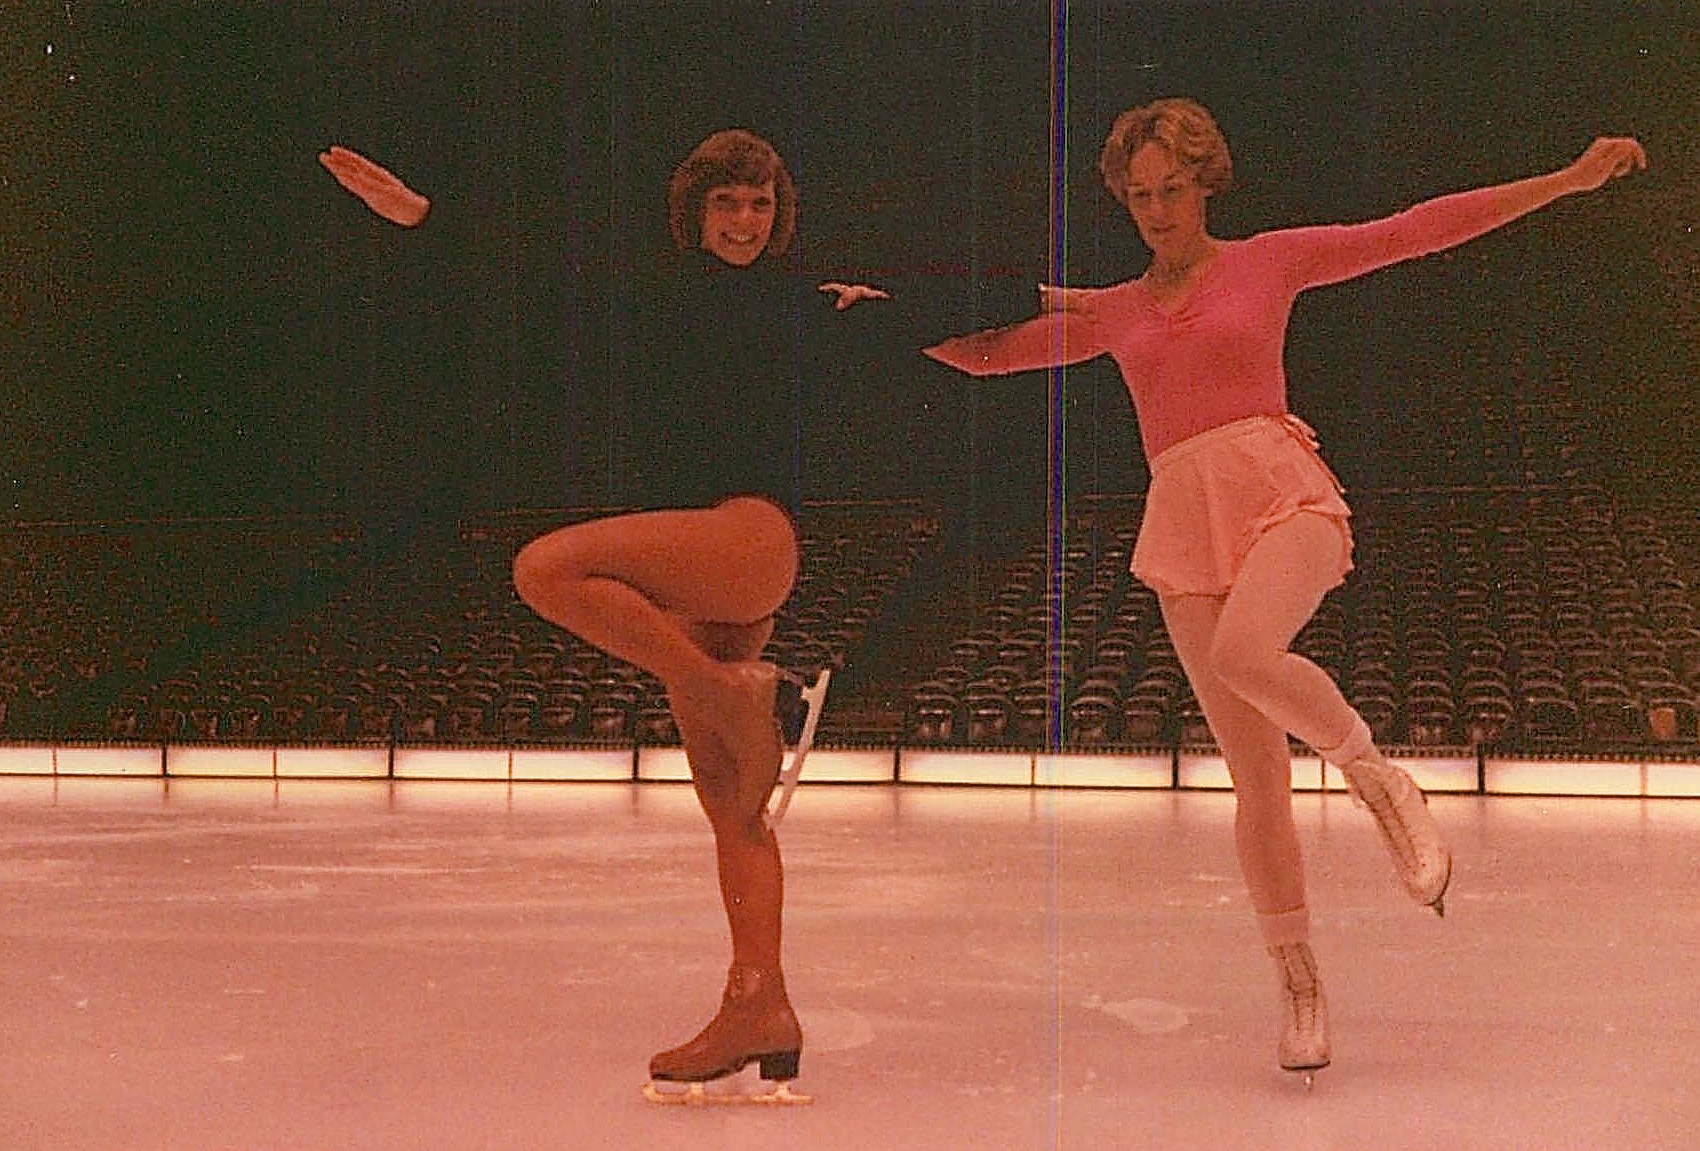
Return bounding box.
[1123,141,1212,261]
[699,181,777,267]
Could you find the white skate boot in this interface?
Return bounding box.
[1269,941,1331,1087]
[1328,720,1452,916]
[1341,753,1452,915]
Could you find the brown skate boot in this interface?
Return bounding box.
[644,965,807,1105]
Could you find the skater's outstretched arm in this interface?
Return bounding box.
[921,306,1106,378]
[319,145,432,227]
[1037,283,1105,314]
[1277,136,1647,289]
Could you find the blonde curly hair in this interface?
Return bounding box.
[1098,98,1233,206]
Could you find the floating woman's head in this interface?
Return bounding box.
[669,128,798,267]
[1098,99,1232,255]
[1099,98,1234,205]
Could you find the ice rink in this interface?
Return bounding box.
[1,776,1695,1150]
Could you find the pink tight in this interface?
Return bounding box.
[1159,512,1363,937]
[512,497,799,971]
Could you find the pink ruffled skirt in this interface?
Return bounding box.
[1131,414,1353,598]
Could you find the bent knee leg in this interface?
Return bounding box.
[1207,623,1286,704]
[685,617,776,664]
[512,531,588,611]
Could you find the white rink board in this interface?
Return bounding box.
[0,742,1696,797]
[1486,758,1643,797]
[636,747,692,782]
[512,748,633,782]
[900,751,1033,786]
[276,747,391,779]
[1646,760,1700,798]
[799,749,895,783]
[1176,752,1232,790]
[0,746,56,775]
[1034,752,1171,789]
[167,746,274,778]
[392,748,510,781]
[55,746,166,777]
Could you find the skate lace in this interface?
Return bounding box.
[1276,947,1324,1053]
[1346,764,1424,875]
[1290,986,1320,1036]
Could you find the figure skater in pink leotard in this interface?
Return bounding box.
[924,97,1645,1082]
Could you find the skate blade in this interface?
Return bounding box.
[1282,1064,1327,1091]
[1430,854,1454,918]
[643,1079,813,1106]
[768,668,831,826]
[1405,848,1453,916]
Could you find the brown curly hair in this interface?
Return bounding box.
[1098,98,1233,206]
[667,128,798,260]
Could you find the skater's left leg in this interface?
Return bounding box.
[1162,592,1329,1078]
[676,617,785,972]
[1207,511,1451,911]
[1162,592,1309,920]
[650,616,801,1086]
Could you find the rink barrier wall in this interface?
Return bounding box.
[2,741,1700,798]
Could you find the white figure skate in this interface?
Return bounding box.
[1269,941,1331,1089]
[1340,753,1453,916]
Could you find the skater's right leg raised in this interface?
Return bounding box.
[512,496,798,753]
[512,497,805,1092]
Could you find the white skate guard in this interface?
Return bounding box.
[643,1073,813,1107]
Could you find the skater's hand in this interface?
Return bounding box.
[818,281,891,311]
[1037,283,1095,313]
[1563,137,1647,194]
[319,145,431,226]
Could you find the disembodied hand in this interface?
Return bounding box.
[818,281,892,311]
[1565,137,1648,194]
[319,145,431,227]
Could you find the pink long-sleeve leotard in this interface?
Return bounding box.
[926,184,1522,462]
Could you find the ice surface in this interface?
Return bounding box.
[0,777,1695,1150]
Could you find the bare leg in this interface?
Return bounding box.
[673,617,784,971]
[513,501,799,968]
[512,497,797,685]
[512,497,798,744]
[1189,511,1451,912]
[511,504,804,1084]
[647,617,802,1084]
[1161,592,1308,919]
[1204,511,1359,753]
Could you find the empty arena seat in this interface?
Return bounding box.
[1519,694,1580,744]
[965,695,1012,745]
